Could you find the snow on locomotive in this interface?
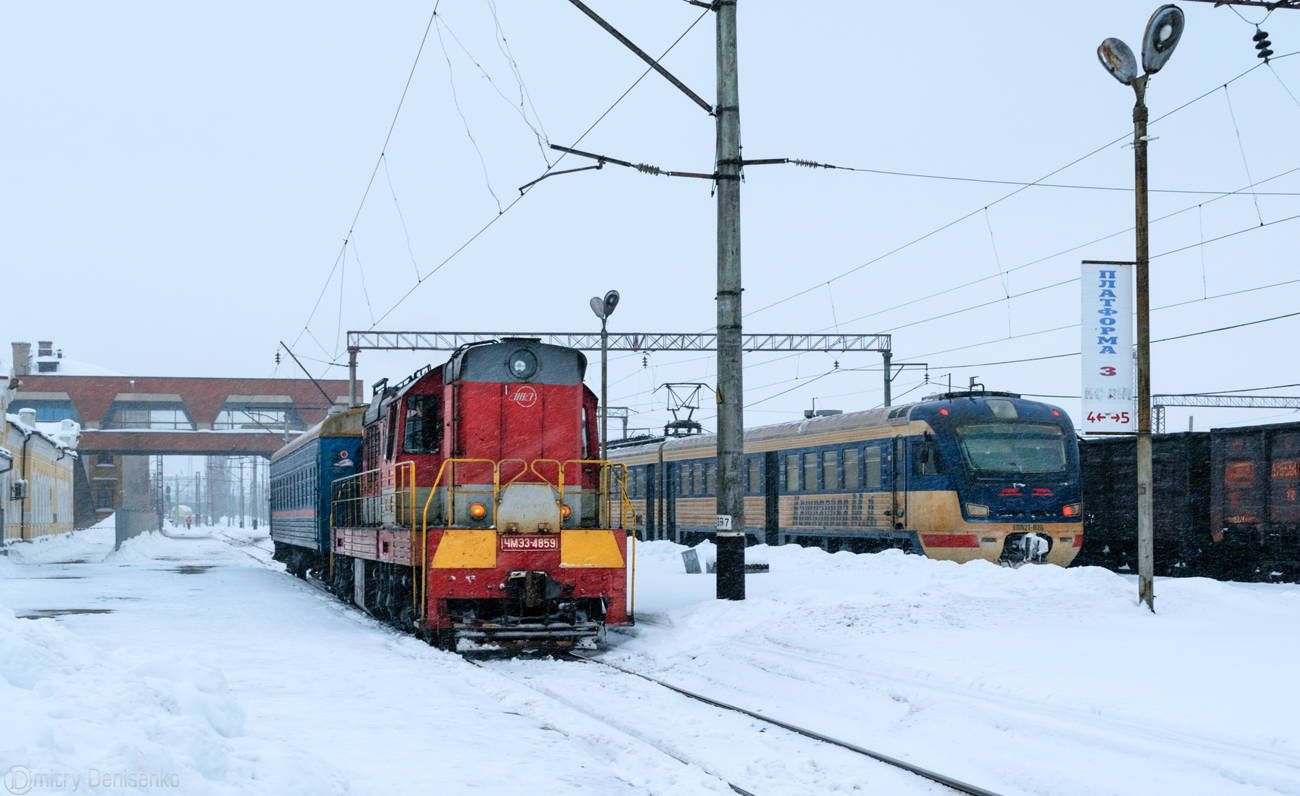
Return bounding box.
[270,339,632,651]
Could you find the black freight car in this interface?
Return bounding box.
[1210,421,1300,580]
[1077,432,1212,576]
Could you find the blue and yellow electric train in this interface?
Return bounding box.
[610,391,1083,567]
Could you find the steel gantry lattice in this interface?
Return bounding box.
[343,330,891,407]
[1152,394,1300,433]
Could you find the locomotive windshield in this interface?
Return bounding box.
[954,423,1068,475]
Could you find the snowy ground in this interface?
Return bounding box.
[1,524,1298,796]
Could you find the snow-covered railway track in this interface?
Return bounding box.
[567,653,1004,796]
[474,654,1001,796]
[719,636,1300,775]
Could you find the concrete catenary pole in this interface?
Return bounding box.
[715,0,745,601]
[1133,75,1155,612]
[882,351,893,407]
[348,348,358,408]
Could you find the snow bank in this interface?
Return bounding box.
[0,605,344,795]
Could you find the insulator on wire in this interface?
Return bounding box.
[792,159,828,169]
[1255,28,1273,60]
[635,163,663,176]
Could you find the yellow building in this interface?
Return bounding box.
[3,371,79,542]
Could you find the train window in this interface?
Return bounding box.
[385,406,398,460]
[680,463,689,496]
[955,423,1066,475]
[786,454,799,492]
[804,453,818,491]
[824,452,838,490]
[864,447,882,488]
[747,458,761,494]
[703,462,714,495]
[582,406,590,458]
[636,468,645,498]
[912,438,948,477]
[843,449,859,490]
[403,395,442,454]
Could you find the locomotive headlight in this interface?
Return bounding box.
[966,503,990,518]
[559,504,572,519]
[1063,503,1081,518]
[470,503,488,520]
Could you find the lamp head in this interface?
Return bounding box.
[1142,5,1185,74]
[1098,37,1139,85]
[602,290,620,319]
[589,297,606,320]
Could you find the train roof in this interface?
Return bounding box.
[608,391,1065,459]
[270,406,365,464]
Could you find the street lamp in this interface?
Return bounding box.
[589,290,620,469]
[1097,4,1185,613]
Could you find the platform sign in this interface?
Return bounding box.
[1081,261,1134,433]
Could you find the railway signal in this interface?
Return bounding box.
[1096,4,1186,613]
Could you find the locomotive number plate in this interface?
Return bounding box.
[500,535,559,552]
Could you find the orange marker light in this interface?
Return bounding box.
[940,408,949,415]
[560,505,572,518]
[470,503,487,520]
[1053,410,1061,416]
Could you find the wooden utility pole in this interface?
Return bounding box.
[715,0,746,601]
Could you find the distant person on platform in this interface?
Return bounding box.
[186,516,192,531]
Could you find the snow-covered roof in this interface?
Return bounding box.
[30,355,126,377]
[6,413,81,451]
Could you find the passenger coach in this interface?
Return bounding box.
[611,391,1083,567]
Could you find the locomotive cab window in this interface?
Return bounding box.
[402,395,442,454]
[955,423,1066,476]
[912,437,948,477]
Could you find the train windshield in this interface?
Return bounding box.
[954,423,1068,475]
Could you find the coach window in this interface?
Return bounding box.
[747,458,761,494]
[703,462,714,495]
[843,449,859,489]
[680,463,689,496]
[864,447,882,488]
[785,454,799,492]
[804,452,818,491]
[403,395,442,454]
[824,451,838,491]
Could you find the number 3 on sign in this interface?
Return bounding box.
[1099,366,1117,376]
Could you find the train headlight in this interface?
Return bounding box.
[966,503,989,518]
[1063,503,1081,518]
[470,503,488,520]
[559,504,572,518]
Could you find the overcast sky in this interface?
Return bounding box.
[3,1,1298,435]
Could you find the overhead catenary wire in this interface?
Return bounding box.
[741,56,1287,322]
[293,2,441,356]
[1223,83,1265,225]
[435,15,504,214]
[365,6,712,331]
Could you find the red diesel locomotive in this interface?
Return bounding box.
[277,339,633,651]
